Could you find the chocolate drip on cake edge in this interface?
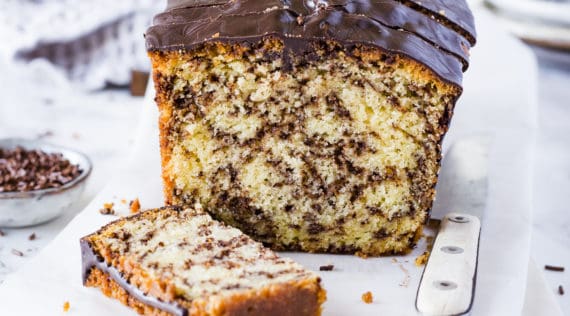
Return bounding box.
[145,0,475,87]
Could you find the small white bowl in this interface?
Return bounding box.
[0,138,92,227]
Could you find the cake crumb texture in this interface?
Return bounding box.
[361,291,374,304]
[151,39,460,256]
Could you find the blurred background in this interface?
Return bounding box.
[0,0,569,314]
[0,0,163,198]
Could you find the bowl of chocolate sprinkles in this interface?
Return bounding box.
[0,138,91,227]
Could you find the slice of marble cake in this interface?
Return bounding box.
[81,205,326,316]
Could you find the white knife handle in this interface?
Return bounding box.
[416,213,481,315]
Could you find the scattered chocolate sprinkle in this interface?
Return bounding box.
[129,198,141,213]
[319,264,334,271]
[28,233,36,241]
[63,301,70,312]
[11,249,24,257]
[559,285,564,296]
[545,265,565,272]
[0,146,82,192]
[0,229,4,237]
[99,202,115,215]
[361,291,373,304]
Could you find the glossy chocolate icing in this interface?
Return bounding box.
[145,0,476,86]
[80,239,188,316]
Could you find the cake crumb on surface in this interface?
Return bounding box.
[129,198,141,213]
[398,264,410,287]
[356,252,369,259]
[0,229,4,237]
[99,203,115,215]
[361,291,373,304]
[11,249,23,257]
[63,301,70,312]
[28,233,36,241]
[415,251,430,266]
[319,264,334,271]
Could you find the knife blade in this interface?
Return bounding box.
[416,135,491,315]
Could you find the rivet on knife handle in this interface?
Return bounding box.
[416,213,481,315]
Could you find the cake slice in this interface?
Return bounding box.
[81,205,325,316]
[146,0,476,256]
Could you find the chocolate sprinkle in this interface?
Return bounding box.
[11,249,24,257]
[319,264,334,271]
[99,203,116,215]
[545,265,565,272]
[559,285,565,296]
[0,146,82,192]
[28,233,36,241]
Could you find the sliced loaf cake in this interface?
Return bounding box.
[81,205,325,315]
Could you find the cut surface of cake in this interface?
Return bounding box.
[81,205,325,316]
[146,0,476,256]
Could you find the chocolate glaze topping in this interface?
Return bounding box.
[401,0,476,44]
[145,0,476,86]
[80,239,187,316]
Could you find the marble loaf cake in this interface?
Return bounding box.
[81,206,326,316]
[146,0,476,256]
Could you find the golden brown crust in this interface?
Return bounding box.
[86,267,173,316]
[219,281,325,316]
[85,267,325,316]
[149,56,176,205]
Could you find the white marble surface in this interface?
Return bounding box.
[0,17,568,316]
[531,61,570,313]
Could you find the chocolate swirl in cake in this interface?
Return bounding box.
[146,0,477,256]
[145,0,475,86]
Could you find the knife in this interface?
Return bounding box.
[416,136,491,315]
